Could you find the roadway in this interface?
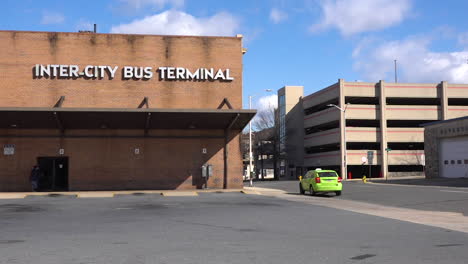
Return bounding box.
[253,179,468,216]
[1,187,467,264]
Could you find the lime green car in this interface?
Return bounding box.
[299,169,342,196]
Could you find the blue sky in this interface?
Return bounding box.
[2,0,468,110]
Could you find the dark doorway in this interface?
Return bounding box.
[37,157,69,191]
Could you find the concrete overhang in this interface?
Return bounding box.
[0,107,256,130]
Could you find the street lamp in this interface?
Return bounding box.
[248,89,273,187]
[327,103,350,180]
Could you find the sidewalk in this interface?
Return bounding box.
[0,188,245,199]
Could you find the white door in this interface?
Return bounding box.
[439,136,468,178]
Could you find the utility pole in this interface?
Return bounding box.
[394,60,398,83]
[248,95,254,187]
[327,103,349,180]
[247,89,273,186]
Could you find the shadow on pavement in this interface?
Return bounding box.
[285,192,336,198]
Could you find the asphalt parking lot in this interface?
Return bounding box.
[1,191,468,264]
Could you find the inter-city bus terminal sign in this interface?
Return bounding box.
[33,64,234,81]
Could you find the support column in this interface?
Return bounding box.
[379,80,388,180]
[338,79,346,179]
[440,81,448,120]
[224,114,239,189]
[224,129,229,189]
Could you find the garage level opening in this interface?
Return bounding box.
[37,157,69,191]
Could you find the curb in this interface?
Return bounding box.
[0,188,252,199]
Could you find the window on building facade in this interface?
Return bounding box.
[279,94,286,152]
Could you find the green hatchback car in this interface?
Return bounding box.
[299,169,342,196]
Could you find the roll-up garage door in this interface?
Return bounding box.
[439,136,468,178]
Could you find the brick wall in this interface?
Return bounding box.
[0,31,244,191]
[424,119,468,179]
[0,31,242,108]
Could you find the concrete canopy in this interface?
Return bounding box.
[0,107,256,130]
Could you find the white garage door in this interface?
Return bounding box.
[439,136,468,178]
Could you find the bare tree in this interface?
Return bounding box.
[253,105,276,132]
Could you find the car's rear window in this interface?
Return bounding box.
[318,172,337,177]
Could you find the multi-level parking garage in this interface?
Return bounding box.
[280,79,468,179]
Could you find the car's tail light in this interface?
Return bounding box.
[338,177,342,183]
[315,177,321,183]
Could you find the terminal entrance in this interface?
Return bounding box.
[37,157,69,191]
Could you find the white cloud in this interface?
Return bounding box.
[257,94,278,111]
[353,36,468,83]
[118,0,184,10]
[110,10,239,36]
[311,0,412,36]
[270,8,288,24]
[41,11,65,25]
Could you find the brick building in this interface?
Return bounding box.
[0,30,254,191]
[423,117,468,178]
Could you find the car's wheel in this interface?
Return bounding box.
[310,185,316,196]
[299,183,305,195]
[335,191,342,196]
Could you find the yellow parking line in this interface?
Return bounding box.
[77,192,115,198]
[0,193,27,199]
[161,191,198,197]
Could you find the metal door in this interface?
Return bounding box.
[439,136,468,178]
